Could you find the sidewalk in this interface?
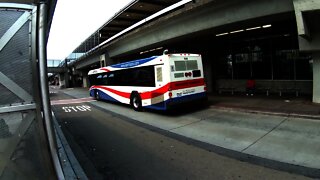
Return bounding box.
[209,93,320,120]
[55,87,320,177]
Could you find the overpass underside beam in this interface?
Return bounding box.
[47,67,66,73]
[106,0,294,57]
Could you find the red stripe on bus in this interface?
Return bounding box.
[140,78,205,99]
[170,78,205,90]
[100,67,110,72]
[140,84,170,99]
[93,78,205,100]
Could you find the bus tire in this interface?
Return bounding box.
[131,92,142,111]
[95,90,100,100]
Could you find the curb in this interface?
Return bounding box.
[52,112,89,180]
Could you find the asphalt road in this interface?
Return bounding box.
[50,91,311,180]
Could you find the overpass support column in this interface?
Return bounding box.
[313,53,320,103]
[58,72,69,88]
[101,52,117,67]
[293,0,320,103]
[82,74,89,88]
[203,58,212,93]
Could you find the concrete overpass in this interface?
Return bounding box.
[59,0,320,103]
[47,67,65,73]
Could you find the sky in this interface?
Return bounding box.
[47,0,132,60]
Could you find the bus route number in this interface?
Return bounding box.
[62,105,91,113]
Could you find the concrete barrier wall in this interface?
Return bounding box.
[216,79,312,95]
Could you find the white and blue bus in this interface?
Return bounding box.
[88,53,207,111]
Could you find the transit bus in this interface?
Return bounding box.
[88,53,207,111]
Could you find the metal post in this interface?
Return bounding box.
[294,50,297,81]
[38,3,65,179]
[270,40,274,80]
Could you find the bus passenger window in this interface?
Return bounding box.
[174,61,186,71]
[101,74,108,85]
[108,73,115,85]
[96,75,103,85]
[186,60,198,70]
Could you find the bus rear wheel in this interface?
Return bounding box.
[131,93,142,111]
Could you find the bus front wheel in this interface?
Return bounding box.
[131,93,142,111]
[95,90,100,100]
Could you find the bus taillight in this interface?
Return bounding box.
[168,86,172,98]
[185,72,192,77]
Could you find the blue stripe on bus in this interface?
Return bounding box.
[110,56,159,68]
[90,89,120,103]
[145,101,167,110]
[91,88,206,111]
[145,92,207,110]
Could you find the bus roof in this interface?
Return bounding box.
[88,53,201,75]
[88,56,160,75]
[110,56,159,68]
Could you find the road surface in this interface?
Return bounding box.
[50,90,311,180]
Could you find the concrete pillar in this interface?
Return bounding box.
[313,53,320,103]
[100,54,106,67]
[83,74,89,88]
[293,0,320,103]
[203,57,213,93]
[58,73,65,88]
[104,52,117,66]
[102,52,117,66]
[65,72,70,88]
[57,72,70,88]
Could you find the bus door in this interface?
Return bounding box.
[152,65,165,105]
[155,65,163,87]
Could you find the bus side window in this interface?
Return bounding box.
[96,75,103,85]
[137,69,154,87]
[121,69,133,86]
[108,73,115,85]
[102,74,108,85]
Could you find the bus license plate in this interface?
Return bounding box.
[183,89,195,95]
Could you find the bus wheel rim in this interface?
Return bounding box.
[133,97,139,108]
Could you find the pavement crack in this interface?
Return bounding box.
[241,117,289,152]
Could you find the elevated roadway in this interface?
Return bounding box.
[73,0,295,69]
[47,67,66,73]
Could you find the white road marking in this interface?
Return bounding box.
[62,105,92,113]
[51,97,95,105]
